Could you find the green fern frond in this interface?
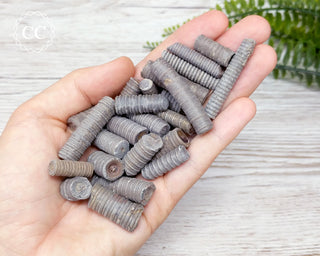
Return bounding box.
[143,41,162,51]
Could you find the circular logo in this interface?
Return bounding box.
[13,11,55,53]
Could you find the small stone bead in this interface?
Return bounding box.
[160,90,181,112]
[88,151,124,181]
[141,60,210,104]
[120,77,140,96]
[205,39,256,119]
[157,110,194,135]
[110,177,156,206]
[141,145,190,180]
[129,114,170,136]
[94,129,130,159]
[67,107,93,131]
[123,133,163,176]
[88,183,144,232]
[154,128,190,159]
[139,78,159,95]
[115,94,169,115]
[194,34,235,67]
[162,50,220,90]
[167,42,224,78]
[48,159,94,177]
[151,58,212,135]
[107,116,148,145]
[59,96,115,161]
[60,177,92,201]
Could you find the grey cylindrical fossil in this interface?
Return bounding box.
[60,176,92,201]
[160,90,181,112]
[59,96,115,161]
[67,107,93,131]
[88,150,124,181]
[123,133,163,176]
[88,183,144,232]
[91,174,111,187]
[109,177,156,206]
[151,58,212,135]
[129,114,170,136]
[205,38,256,119]
[139,78,159,95]
[154,128,190,159]
[48,159,94,177]
[120,77,140,96]
[162,50,220,90]
[157,110,194,135]
[94,129,130,159]
[141,60,210,104]
[115,94,169,115]
[106,116,148,145]
[194,34,235,67]
[141,145,190,180]
[167,42,224,78]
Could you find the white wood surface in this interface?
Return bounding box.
[1,1,320,255]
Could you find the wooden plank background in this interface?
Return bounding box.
[0,1,319,255]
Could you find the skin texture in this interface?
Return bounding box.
[0,10,276,256]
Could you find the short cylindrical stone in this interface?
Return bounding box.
[167,42,224,78]
[141,145,190,180]
[115,94,169,115]
[123,133,163,176]
[91,174,111,187]
[129,114,170,136]
[120,77,140,96]
[109,177,156,206]
[67,107,93,131]
[94,129,130,159]
[157,110,194,135]
[48,159,94,177]
[88,183,144,232]
[194,35,235,67]
[139,78,158,95]
[151,58,212,135]
[160,90,181,112]
[141,60,210,104]
[88,151,124,181]
[59,96,115,161]
[162,50,220,90]
[205,39,256,119]
[60,177,92,201]
[107,116,148,145]
[154,128,190,159]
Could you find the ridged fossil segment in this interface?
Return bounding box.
[162,50,220,90]
[120,77,140,96]
[123,133,163,176]
[115,94,169,115]
[94,129,130,159]
[139,78,159,95]
[107,116,148,145]
[141,145,190,180]
[157,110,194,135]
[154,128,190,159]
[48,159,94,177]
[160,90,181,112]
[60,177,92,201]
[205,39,256,119]
[151,58,212,135]
[88,151,124,181]
[194,34,235,67]
[67,107,93,131]
[167,42,224,78]
[59,96,115,161]
[141,60,210,104]
[129,114,170,136]
[88,183,144,232]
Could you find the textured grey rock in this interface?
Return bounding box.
[48,159,94,177]
[67,107,94,131]
[139,78,159,95]
[129,114,170,136]
[157,110,194,135]
[60,177,92,201]
[120,77,140,96]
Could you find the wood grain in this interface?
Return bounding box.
[0,1,319,255]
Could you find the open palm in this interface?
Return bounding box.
[0,11,276,256]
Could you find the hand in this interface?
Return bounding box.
[0,10,276,256]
